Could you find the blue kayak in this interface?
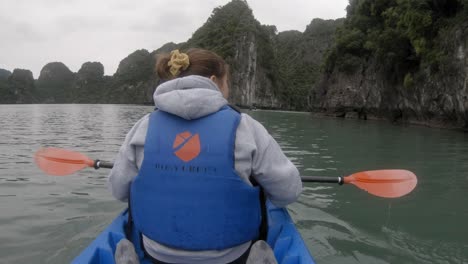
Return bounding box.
[73,201,315,264]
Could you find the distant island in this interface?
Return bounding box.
[1,0,467,130]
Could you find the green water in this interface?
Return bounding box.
[0,105,467,263]
[250,110,468,264]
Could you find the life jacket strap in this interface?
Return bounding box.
[250,176,268,242]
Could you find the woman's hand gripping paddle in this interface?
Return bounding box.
[35,148,417,198]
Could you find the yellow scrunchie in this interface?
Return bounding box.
[168,50,190,77]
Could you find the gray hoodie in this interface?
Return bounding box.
[108,75,302,264]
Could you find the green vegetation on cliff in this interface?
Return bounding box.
[312,0,468,129]
[326,0,467,84]
[184,0,257,59]
[8,69,36,103]
[0,68,35,103]
[276,19,344,109]
[73,62,107,103]
[108,49,157,104]
[181,0,340,109]
[36,62,75,103]
[0,69,13,103]
[182,0,281,106]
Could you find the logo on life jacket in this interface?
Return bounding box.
[172,131,201,162]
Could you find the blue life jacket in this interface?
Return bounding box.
[130,106,262,250]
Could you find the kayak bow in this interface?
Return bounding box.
[72,201,315,264]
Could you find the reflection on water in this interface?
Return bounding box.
[1,105,467,263]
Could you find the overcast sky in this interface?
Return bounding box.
[0,0,348,78]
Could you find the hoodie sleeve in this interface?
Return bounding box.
[107,114,149,202]
[235,114,302,208]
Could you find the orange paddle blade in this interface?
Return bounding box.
[343,170,417,198]
[34,147,95,176]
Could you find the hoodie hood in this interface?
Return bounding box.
[153,75,228,120]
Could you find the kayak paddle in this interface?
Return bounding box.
[34,147,417,198]
[302,170,417,198]
[34,147,113,176]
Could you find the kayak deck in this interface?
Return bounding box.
[72,201,315,264]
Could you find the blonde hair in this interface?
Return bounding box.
[167,50,190,77]
[156,48,228,80]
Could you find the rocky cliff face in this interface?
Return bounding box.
[180,0,279,108]
[311,47,468,128]
[181,0,340,110]
[7,69,36,103]
[36,62,75,103]
[0,69,11,80]
[77,62,104,82]
[72,62,108,103]
[228,26,280,109]
[310,1,468,129]
[0,69,12,103]
[108,49,157,104]
[311,45,468,128]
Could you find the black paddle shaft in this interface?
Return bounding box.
[94,160,114,169]
[91,160,343,185]
[301,176,344,185]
